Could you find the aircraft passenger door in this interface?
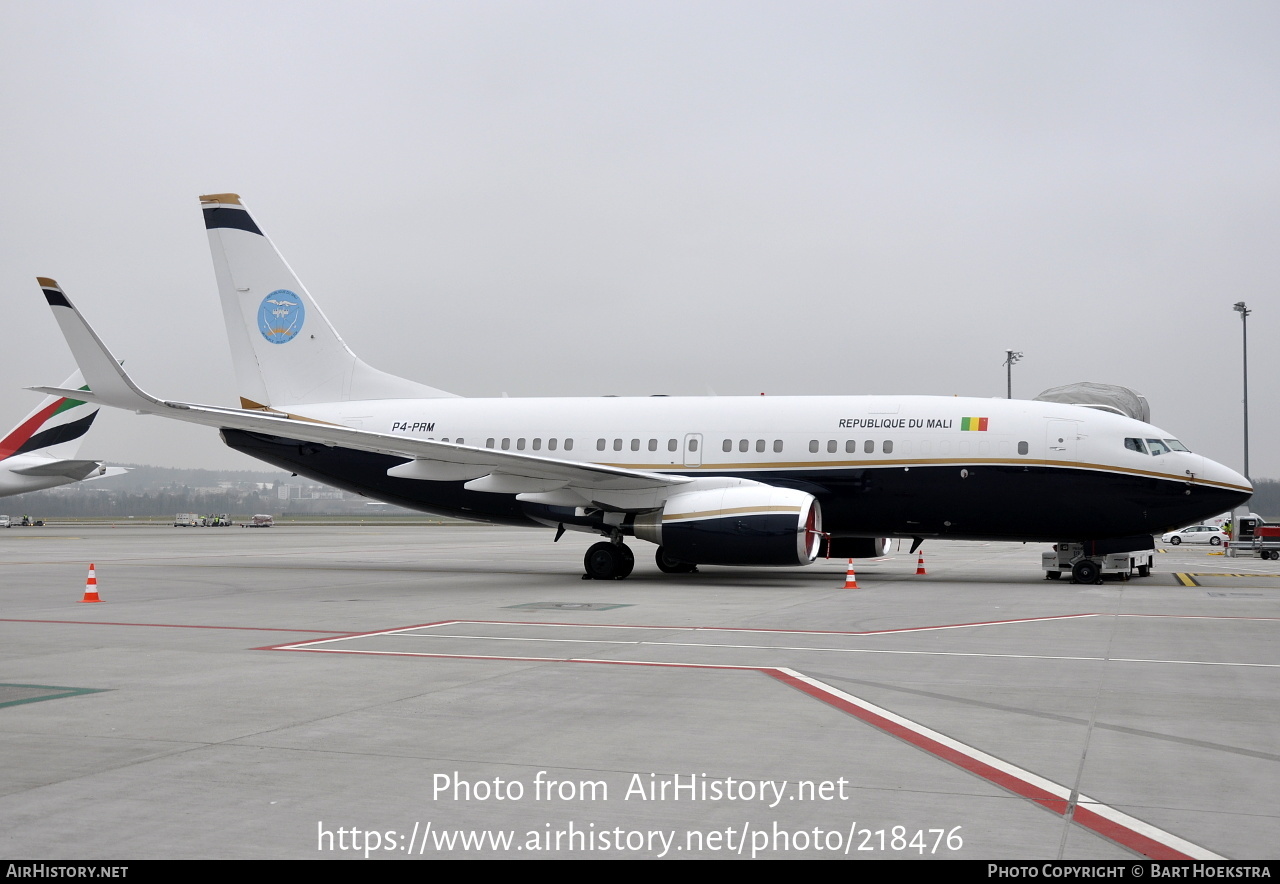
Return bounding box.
[1046,420,1077,463]
[683,433,703,468]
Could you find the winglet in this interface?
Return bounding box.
[36,278,164,414]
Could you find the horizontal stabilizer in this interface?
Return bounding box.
[10,459,105,480]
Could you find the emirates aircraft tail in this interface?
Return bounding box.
[0,367,97,462]
[0,358,119,496]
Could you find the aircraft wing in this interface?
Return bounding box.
[34,280,697,507]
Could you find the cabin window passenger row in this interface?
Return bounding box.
[723,439,782,454]
[487,437,571,450]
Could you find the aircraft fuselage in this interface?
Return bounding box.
[222,393,1250,542]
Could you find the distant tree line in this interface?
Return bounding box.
[1,487,281,518]
[0,464,284,518]
[0,464,421,518]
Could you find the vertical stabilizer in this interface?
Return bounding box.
[200,193,456,409]
[0,361,97,462]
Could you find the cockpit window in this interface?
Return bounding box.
[1125,437,1148,454]
[1146,439,1171,456]
[1164,439,1190,452]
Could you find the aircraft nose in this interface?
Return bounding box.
[1198,455,1252,504]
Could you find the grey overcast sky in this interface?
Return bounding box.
[2,1,1276,477]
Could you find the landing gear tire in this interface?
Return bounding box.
[656,547,698,574]
[1071,560,1102,584]
[583,541,633,580]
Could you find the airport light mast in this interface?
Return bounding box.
[1233,301,1251,481]
[1004,349,1023,399]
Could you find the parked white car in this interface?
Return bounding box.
[1161,525,1227,546]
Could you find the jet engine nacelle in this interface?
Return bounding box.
[633,485,822,566]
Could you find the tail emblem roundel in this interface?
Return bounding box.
[258,290,306,344]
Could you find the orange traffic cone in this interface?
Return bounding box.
[80,563,101,603]
[842,559,860,589]
[915,550,927,576]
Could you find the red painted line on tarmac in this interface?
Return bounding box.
[765,668,1211,859]
[0,618,346,634]
[766,669,1069,813]
[1070,805,1190,861]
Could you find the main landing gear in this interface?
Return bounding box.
[583,541,634,580]
[581,542,699,579]
[655,547,697,574]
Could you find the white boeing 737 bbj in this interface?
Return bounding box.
[33,194,1250,578]
[0,370,117,498]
